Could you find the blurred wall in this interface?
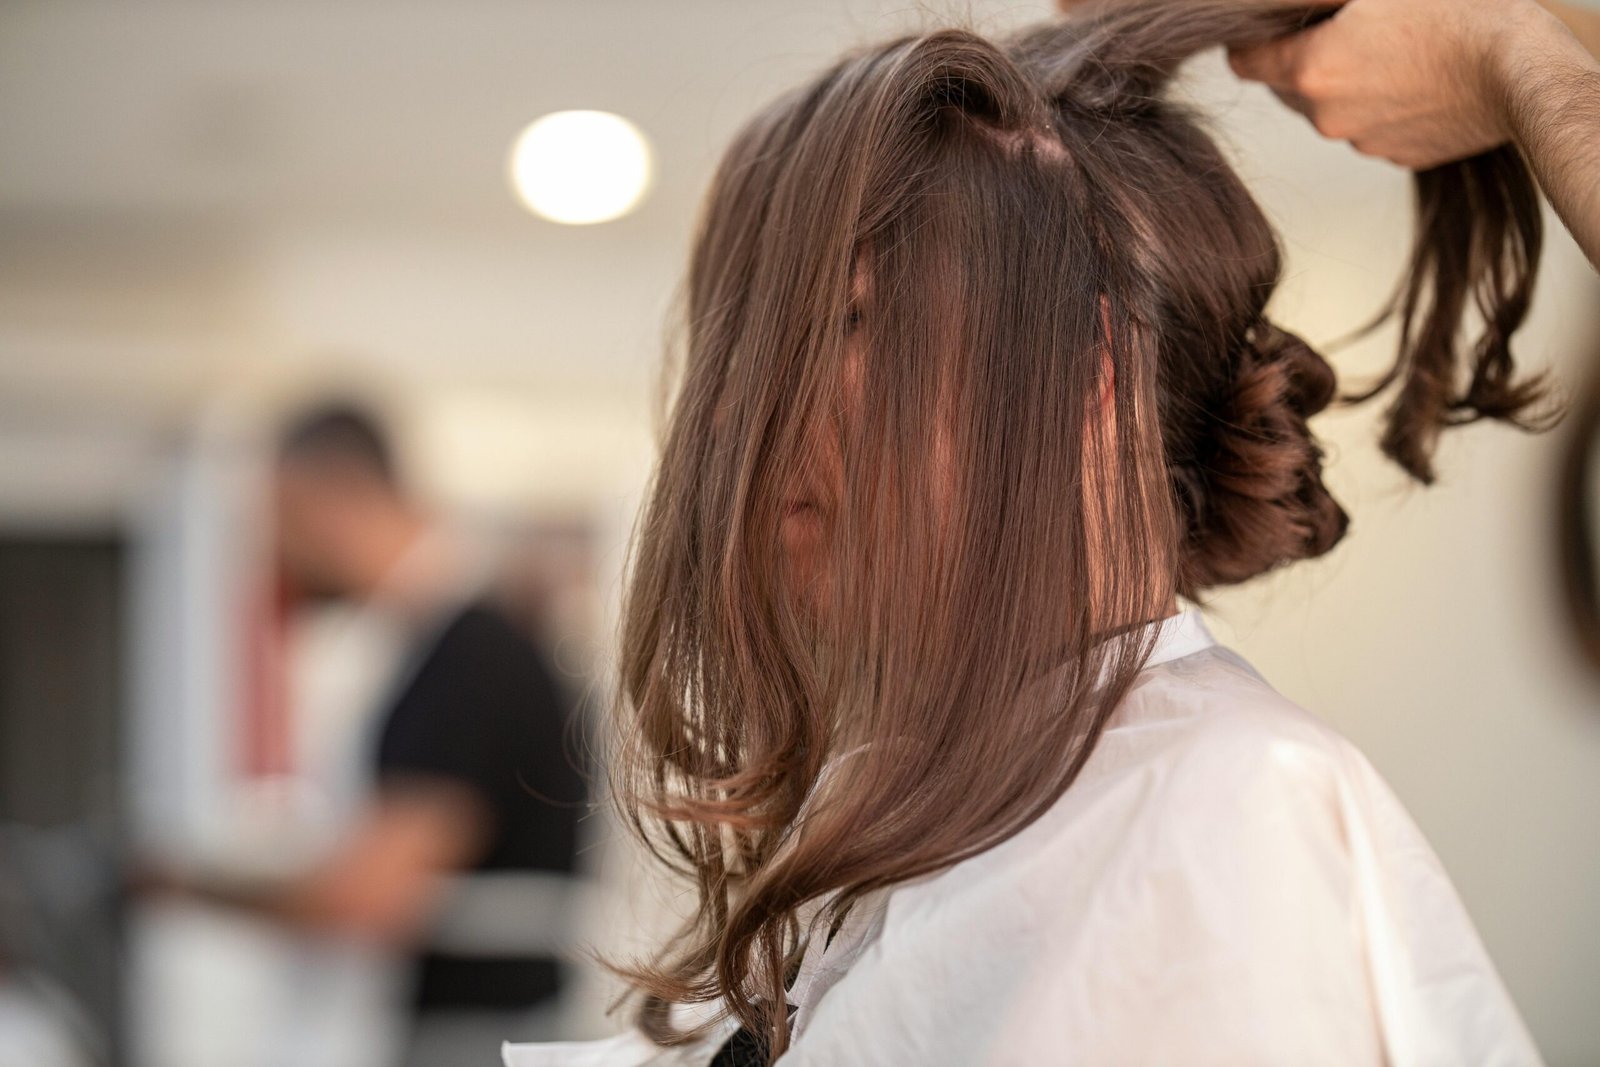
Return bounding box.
[1,1,1597,1063]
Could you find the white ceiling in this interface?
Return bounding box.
[0,1,1058,231]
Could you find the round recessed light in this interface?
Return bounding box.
[507,110,653,225]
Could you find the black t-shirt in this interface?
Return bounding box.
[373,598,587,1012]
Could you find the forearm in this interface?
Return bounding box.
[174,869,348,930]
[173,865,441,943]
[162,788,484,943]
[1497,5,1600,266]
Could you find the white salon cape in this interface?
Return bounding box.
[504,607,1543,1066]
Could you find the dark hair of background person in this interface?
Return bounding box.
[276,400,399,487]
[606,0,1563,1057]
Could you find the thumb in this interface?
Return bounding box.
[1226,25,1323,91]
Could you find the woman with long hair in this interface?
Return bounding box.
[507,1,1555,1063]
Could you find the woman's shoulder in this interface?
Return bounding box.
[881,642,1373,920]
[1105,641,1376,810]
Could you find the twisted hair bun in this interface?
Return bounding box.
[1175,320,1350,592]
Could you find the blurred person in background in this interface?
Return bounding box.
[153,402,588,1067]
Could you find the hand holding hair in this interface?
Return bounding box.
[1223,0,1600,267]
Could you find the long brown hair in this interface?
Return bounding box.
[607,1,1559,1057]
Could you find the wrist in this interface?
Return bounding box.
[1483,1,1585,131]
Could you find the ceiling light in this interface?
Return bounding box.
[508,110,653,225]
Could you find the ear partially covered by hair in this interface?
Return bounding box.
[1344,147,1562,484]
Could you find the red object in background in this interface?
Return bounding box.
[238,571,296,779]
